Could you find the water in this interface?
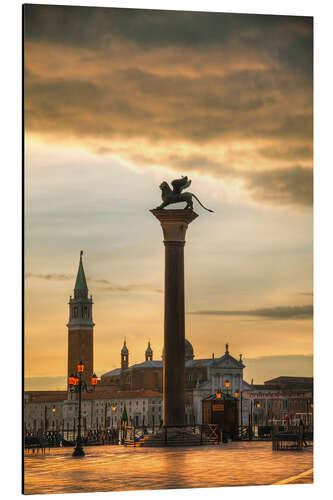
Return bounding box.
[24,442,313,495]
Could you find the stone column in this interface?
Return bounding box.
[150,209,198,426]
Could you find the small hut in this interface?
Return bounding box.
[202,392,239,441]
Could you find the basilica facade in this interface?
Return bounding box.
[99,338,252,424]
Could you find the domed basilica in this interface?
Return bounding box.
[100,338,248,398]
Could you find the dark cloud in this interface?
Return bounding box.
[97,284,162,294]
[24,5,313,209]
[24,5,312,54]
[25,273,161,293]
[244,166,313,207]
[191,304,313,319]
[123,151,312,207]
[258,145,313,162]
[25,273,74,281]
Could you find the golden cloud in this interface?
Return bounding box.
[24,7,313,208]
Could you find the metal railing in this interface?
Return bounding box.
[237,423,313,441]
[122,423,220,446]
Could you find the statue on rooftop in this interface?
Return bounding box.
[156,176,214,212]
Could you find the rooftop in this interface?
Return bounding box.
[25,389,162,402]
[101,349,244,378]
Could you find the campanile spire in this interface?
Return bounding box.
[67,251,94,388]
[74,250,88,298]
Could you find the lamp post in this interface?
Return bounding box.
[111,406,117,428]
[44,405,47,432]
[234,392,240,439]
[255,401,261,425]
[51,405,56,431]
[69,361,98,457]
[249,399,253,440]
[310,402,314,426]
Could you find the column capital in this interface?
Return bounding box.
[150,209,198,243]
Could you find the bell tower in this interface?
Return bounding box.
[121,340,129,371]
[67,251,94,387]
[145,341,153,361]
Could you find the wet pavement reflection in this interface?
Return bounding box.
[24,441,313,495]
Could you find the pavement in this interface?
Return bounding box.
[273,468,313,485]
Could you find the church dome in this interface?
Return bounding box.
[161,338,194,360]
[185,339,194,360]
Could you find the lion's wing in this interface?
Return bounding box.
[181,179,191,191]
[171,176,191,193]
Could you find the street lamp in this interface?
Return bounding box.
[254,401,261,425]
[225,379,230,395]
[216,389,222,399]
[68,361,98,457]
[51,405,56,430]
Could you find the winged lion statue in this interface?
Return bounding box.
[156,176,214,212]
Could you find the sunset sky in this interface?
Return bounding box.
[24,5,313,390]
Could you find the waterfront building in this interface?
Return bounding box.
[24,390,163,432]
[242,377,313,425]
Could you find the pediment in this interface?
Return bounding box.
[214,356,242,369]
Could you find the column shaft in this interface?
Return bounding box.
[150,209,198,428]
[164,242,185,426]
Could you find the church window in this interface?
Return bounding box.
[83,306,89,319]
[73,307,78,318]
